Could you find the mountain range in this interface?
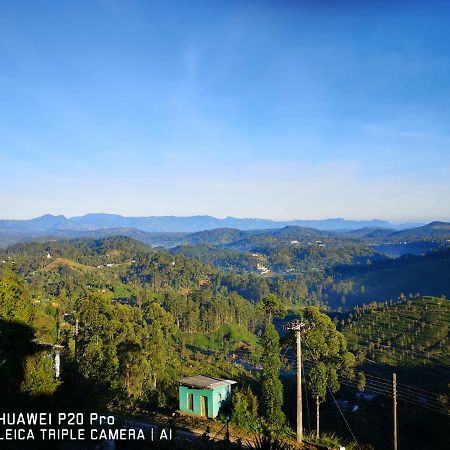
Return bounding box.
[0,214,449,251]
[0,213,422,233]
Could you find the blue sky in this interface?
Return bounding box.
[1,0,450,221]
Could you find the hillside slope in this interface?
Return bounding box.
[329,249,450,308]
[389,221,450,240]
[343,296,449,367]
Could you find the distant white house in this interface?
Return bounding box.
[257,263,269,274]
[46,253,52,259]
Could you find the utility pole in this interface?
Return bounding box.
[283,319,307,444]
[296,328,303,444]
[52,346,64,379]
[393,372,398,450]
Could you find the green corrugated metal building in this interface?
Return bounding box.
[177,375,236,418]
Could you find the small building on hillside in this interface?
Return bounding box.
[177,375,236,418]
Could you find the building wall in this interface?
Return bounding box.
[178,384,231,418]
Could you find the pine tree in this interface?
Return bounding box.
[260,323,285,430]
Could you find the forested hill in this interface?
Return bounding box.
[3,235,450,312]
[0,236,315,317]
[329,247,450,308]
[1,236,220,296]
[388,221,450,240]
[0,237,267,349]
[2,219,450,253]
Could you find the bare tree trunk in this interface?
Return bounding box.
[316,395,320,439]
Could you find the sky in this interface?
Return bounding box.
[1,0,450,222]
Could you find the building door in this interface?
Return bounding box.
[200,395,208,417]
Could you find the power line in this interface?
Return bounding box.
[280,353,445,402]
[337,375,444,405]
[298,339,443,421]
[234,336,449,417]
[285,353,443,400]
[302,358,311,431]
[296,361,449,415]
[328,386,358,444]
[396,381,445,396]
[336,379,448,416]
[287,356,446,407]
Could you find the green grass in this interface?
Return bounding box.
[180,323,259,352]
[112,283,134,298]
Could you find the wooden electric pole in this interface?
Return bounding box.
[283,319,307,444]
[296,328,302,444]
[393,372,398,450]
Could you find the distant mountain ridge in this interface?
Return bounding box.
[0,213,420,233]
[0,214,449,250]
[389,221,450,240]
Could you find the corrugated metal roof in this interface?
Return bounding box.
[177,375,237,389]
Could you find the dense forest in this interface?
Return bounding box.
[1,233,449,450]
